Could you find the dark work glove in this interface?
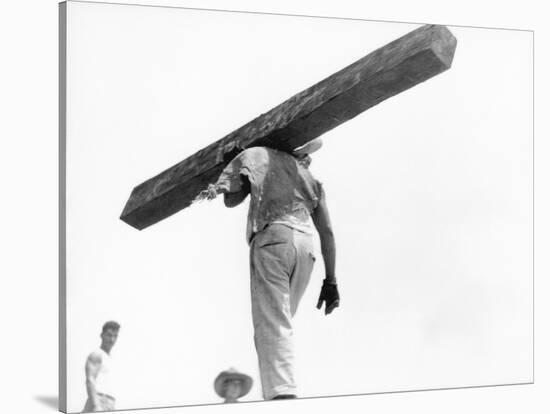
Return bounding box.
[316,280,340,315]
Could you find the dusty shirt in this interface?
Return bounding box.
[216,147,323,243]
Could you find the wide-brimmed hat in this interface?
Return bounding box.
[292,138,323,156]
[214,368,253,399]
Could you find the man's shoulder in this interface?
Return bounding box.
[86,350,103,363]
[241,146,269,156]
[237,146,271,165]
[237,146,301,173]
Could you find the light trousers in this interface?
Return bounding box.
[249,223,316,400]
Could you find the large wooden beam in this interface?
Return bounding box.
[121,24,457,230]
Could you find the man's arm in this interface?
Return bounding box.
[312,190,336,282]
[311,189,339,315]
[195,175,250,207]
[222,174,251,208]
[84,352,102,411]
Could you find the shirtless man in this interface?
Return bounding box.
[83,321,120,412]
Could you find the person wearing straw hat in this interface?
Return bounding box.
[199,138,339,401]
[214,368,253,403]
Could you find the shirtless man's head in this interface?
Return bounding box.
[100,321,120,354]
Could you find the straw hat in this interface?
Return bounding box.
[292,139,323,156]
[214,368,253,399]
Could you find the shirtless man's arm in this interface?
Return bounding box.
[85,351,102,411]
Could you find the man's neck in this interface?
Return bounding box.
[100,345,111,354]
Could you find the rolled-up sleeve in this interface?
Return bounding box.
[216,159,244,193]
[216,148,265,193]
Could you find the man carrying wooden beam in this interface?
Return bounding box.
[120,24,457,230]
[119,23,457,401]
[198,138,339,400]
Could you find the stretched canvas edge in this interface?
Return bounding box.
[59,1,68,412]
[57,1,535,411]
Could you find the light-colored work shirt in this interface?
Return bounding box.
[216,147,323,243]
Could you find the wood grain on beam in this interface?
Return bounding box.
[121,24,457,230]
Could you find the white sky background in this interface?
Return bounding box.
[64,1,533,411]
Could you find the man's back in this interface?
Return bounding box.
[216,146,322,242]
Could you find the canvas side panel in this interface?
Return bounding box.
[59,2,67,412]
